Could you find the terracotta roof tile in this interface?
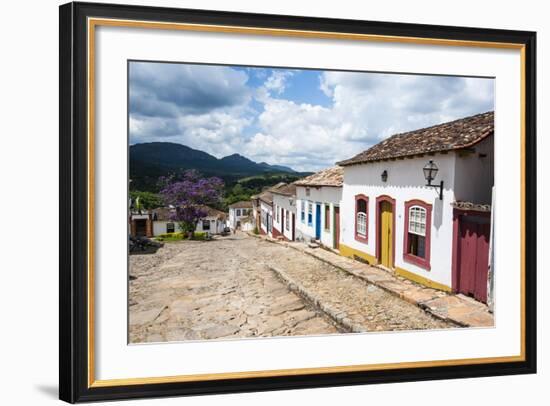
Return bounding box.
[270,182,297,196]
[228,200,253,209]
[258,190,273,205]
[152,205,226,221]
[337,111,494,166]
[294,166,344,187]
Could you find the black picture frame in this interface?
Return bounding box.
[59,1,537,403]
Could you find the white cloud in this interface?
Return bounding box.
[264,70,294,95]
[131,62,494,173]
[130,63,255,158]
[243,72,494,171]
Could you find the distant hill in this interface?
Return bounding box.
[130,142,305,191]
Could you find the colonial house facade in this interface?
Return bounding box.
[271,183,297,241]
[337,111,494,303]
[250,194,261,232]
[228,201,254,231]
[258,189,275,237]
[151,206,227,236]
[294,166,343,250]
[129,212,153,238]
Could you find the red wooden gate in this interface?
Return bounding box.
[452,210,491,303]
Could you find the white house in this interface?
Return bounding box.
[250,194,261,232]
[258,189,275,237]
[152,206,227,236]
[336,111,494,302]
[294,166,343,250]
[228,201,254,231]
[271,183,297,241]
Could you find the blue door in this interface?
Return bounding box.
[315,203,321,240]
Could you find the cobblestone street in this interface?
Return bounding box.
[129,233,455,343]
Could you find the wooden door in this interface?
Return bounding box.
[291,213,295,241]
[379,201,393,268]
[315,204,321,240]
[135,219,147,237]
[334,206,340,249]
[455,215,490,302]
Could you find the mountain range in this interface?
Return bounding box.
[129,142,302,191]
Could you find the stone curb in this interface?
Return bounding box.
[281,243,481,327]
[264,263,367,334]
[247,232,490,328]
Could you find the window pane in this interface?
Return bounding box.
[357,212,367,236]
[408,233,426,258]
[408,206,426,236]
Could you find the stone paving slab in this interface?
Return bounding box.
[252,234,493,328]
[241,236,453,332]
[129,235,341,343]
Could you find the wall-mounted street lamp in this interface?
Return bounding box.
[423,160,444,200]
[381,170,388,183]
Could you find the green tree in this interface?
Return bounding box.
[129,191,162,210]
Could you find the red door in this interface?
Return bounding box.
[334,207,340,250]
[454,213,490,303]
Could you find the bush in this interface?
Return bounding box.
[192,231,208,240]
[253,226,259,235]
[157,232,185,241]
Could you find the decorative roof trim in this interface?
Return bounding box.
[451,201,491,212]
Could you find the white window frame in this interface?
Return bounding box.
[408,206,427,236]
[356,212,367,236]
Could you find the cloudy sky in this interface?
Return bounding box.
[129,61,494,172]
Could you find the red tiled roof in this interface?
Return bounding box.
[270,182,297,196]
[337,111,494,166]
[229,200,253,209]
[294,166,344,187]
[258,190,273,205]
[152,205,226,221]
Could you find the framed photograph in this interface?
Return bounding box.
[59,1,536,403]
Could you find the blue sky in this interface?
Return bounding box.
[129,61,494,172]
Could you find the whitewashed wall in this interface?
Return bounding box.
[272,193,296,241]
[453,136,494,205]
[153,221,181,236]
[295,186,342,248]
[228,207,253,229]
[341,153,457,287]
[154,217,224,236]
[259,201,273,236]
[195,217,225,234]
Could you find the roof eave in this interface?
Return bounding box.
[338,129,494,167]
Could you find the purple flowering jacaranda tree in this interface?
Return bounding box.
[158,170,224,238]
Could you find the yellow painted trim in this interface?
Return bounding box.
[339,244,377,264]
[339,244,451,292]
[395,267,452,292]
